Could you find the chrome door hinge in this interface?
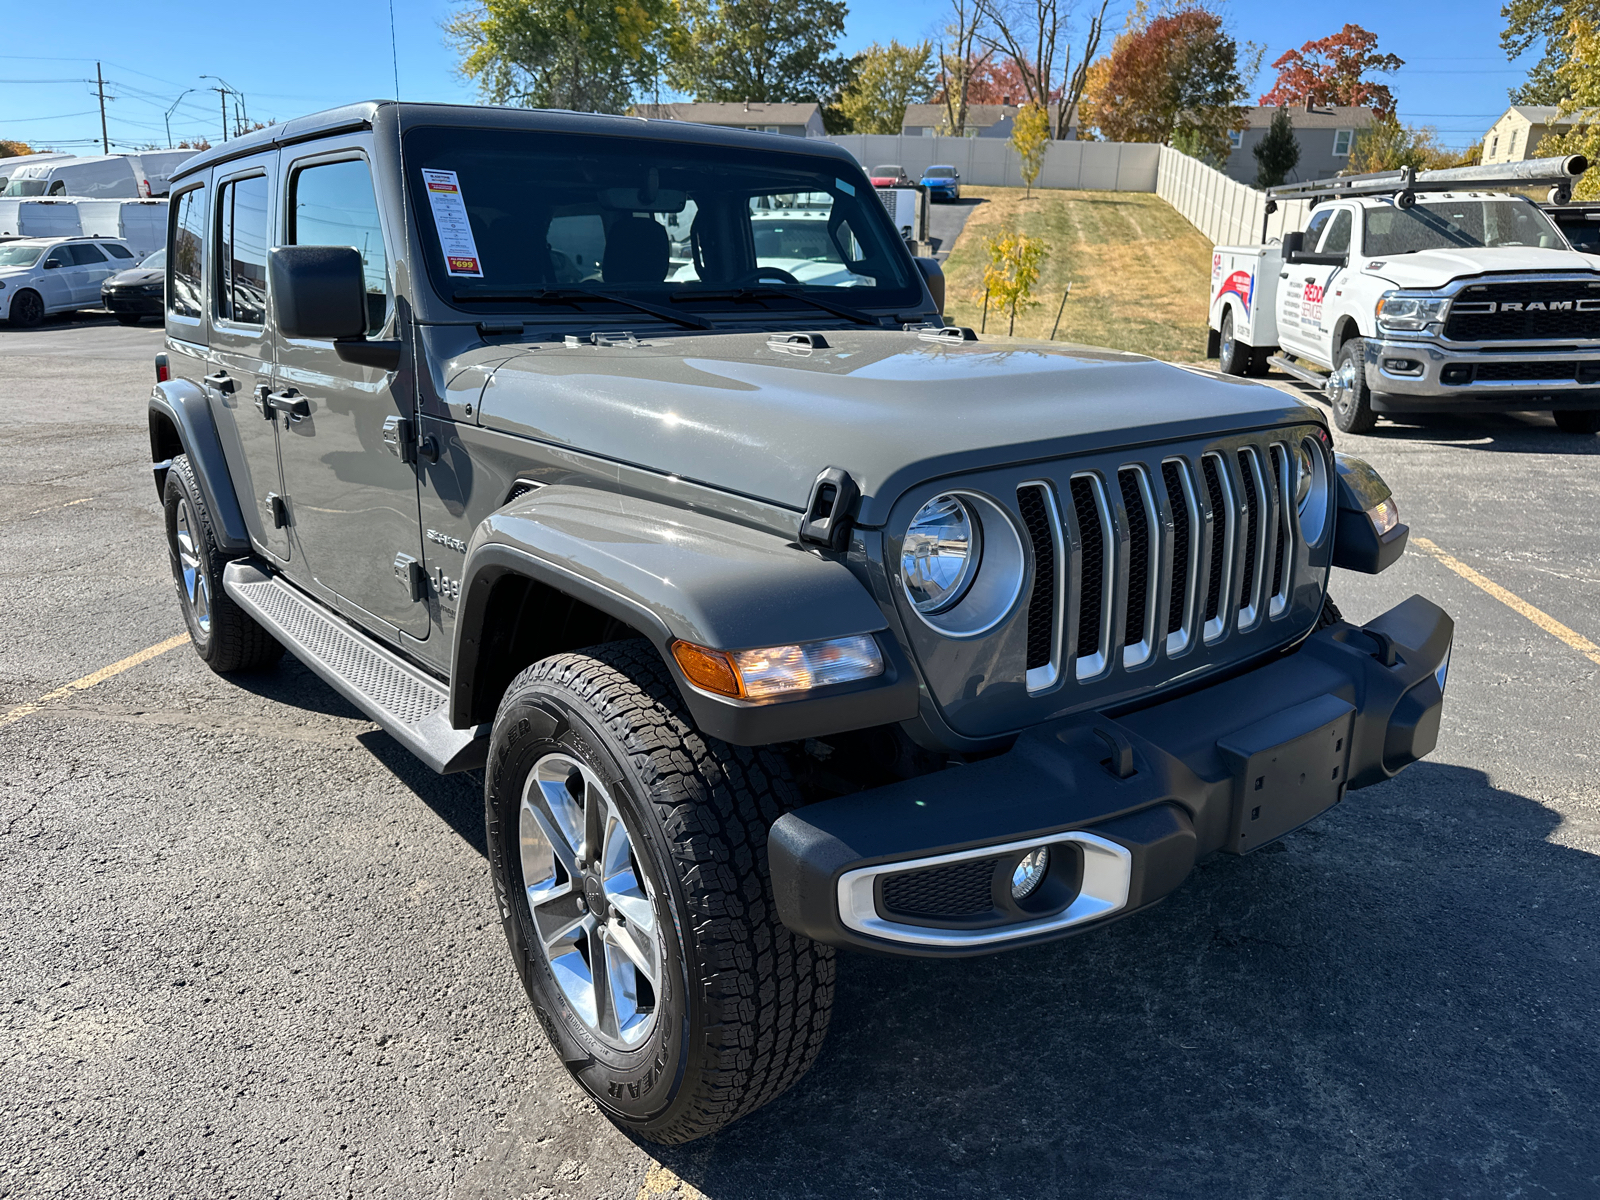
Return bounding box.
[393,553,427,601]
[266,492,290,529]
[382,416,416,464]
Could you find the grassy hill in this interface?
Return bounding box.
[939,186,1216,361]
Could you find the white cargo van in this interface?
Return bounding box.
[132,150,196,197]
[2,155,142,199]
[0,153,75,192]
[72,198,167,258]
[0,198,83,240]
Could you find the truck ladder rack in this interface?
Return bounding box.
[1265,154,1588,210]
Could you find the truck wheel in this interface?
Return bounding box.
[7,289,45,328]
[1218,310,1252,376]
[1247,345,1274,377]
[1552,410,1600,434]
[163,455,284,673]
[486,641,834,1144]
[1327,338,1377,434]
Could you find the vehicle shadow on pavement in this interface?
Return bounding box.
[641,761,1600,1199]
[1365,413,1600,454]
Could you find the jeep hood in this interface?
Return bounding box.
[1366,245,1599,290]
[472,331,1315,525]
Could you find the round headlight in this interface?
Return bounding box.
[901,494,982,613]
[1294,437,1330,544]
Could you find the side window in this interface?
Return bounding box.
[1300,208,1332,249]
[1319,210,1352,256]
[289,158,390,336]
[216,175,269,327]
[67,244,107,265]
[1332,129,1353,157]
[104,243,134,259]
[169,186,205,319]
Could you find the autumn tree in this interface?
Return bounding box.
[838,41,937,133]
[1078,5,1256,162]
[1527,0,1600,199]
[980,228,1046,334]
[1347,115,1458,173]
[935,0,992,135]
[664,0,851,108]
[1011,103,1051,194]
[447,0,666,113]
[1252,106,1299,187]
[0,140,34,158]
[1502,0,1574,105]
[1259,24,1403,117]
[976,0,1111,139]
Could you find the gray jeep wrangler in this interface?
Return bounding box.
[149,101,1453,1143]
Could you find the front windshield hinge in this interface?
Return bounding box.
[565,331,642,348]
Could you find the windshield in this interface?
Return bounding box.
[0,243,45,268]
[3,179,49,197]
[923,167,955,179]
[1363,199,1565,256]
[138,248,167,269]
[403,127,918,318]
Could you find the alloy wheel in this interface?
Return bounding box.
[173,497,212,636]
[520,752,664,1049]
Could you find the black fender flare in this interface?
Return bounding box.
[450,485,920,745]
[149,379,251,553]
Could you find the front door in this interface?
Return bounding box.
[272,147,427,637]
[1312,208,1353,358]
[1275,207,1332,358]
[207,153,289,560]
[35,247,75,310]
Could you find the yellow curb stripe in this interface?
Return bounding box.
[1,633,190,729]
[1412,536,1600,669]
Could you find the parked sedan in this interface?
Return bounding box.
[869,164,911,187]
[920,164,961,201]
[101,248,165,324]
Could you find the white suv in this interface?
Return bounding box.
[0,236,137,327]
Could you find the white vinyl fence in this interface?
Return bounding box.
[1156,146,1311,247]
[822,135,1161,192]
[820,136,1307,248]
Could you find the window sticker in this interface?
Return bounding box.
[421,168,483,277]
[836,178,855,196]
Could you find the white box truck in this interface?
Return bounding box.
[1207,156,1600,434]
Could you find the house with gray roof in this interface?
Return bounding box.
[900,103,1075,139]
[629,102,825,138]
[1220,104,1378,185]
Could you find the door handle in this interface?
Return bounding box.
[204,371,235,395]
[265,388,310,419]
[1279,272,1289,279]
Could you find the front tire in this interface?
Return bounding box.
[486,642,834,1144]
[163,455,283,672]
[7,289,45,328]
[1327,337,1377,433]
[1553,409,1600,434]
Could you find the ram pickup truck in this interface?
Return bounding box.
[1208,157,1600,434]
[149,100,1451,1143]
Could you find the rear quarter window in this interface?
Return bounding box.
[168,185,205,320]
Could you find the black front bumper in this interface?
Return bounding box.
[102,290,162,315]
[769,595,1453,957]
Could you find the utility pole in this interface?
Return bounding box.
[219,88,228,141]
[95,62,109,154]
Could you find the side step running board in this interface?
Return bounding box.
[1267,355,1329,389]
[223,560,488,774]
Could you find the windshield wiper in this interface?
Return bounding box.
[671,287,885,327]
[451,287,711,330]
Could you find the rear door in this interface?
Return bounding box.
[207,152,289,560]
[66,242,114,301]
[272,145,427,637]
[1275,207,1332,357]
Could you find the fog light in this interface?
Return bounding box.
[1382,358,1422,375]
[1011,847,1050,900]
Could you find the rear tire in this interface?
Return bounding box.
[7,289,45,328]
[162,454,283,673]
[1218,309,1252,376]
[486,641,834,1144]
[1553,410,1600,434]
[1327,338,1377,434]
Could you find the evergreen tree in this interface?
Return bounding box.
[1252,106,1299,187]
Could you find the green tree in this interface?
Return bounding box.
[1252,106,1299,187]
[664,0,850,107]
[1348,114,1456,174]
[1532,1,1600,199]
[446,0,665,113]
[980,229,1047,335]
[1502,0,1572,105]
[1010,103,1051,195]
[837,41,936,134]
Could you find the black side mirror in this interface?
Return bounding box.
[43,257,62,269]
[913,256,945,315]
[1281,231,1305,259]
[268,245,367,339]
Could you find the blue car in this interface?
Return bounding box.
[920,164,961,201]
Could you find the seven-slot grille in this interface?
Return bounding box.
[1444,280,1600,342]
[1017,440,1297,690]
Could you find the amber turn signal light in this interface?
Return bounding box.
[670,640,743,698]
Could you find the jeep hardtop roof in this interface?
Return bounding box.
[169,100,861,186]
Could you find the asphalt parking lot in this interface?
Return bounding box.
[3,313,1599,1200]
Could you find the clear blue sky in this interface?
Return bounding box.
[2,0,1540,154]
